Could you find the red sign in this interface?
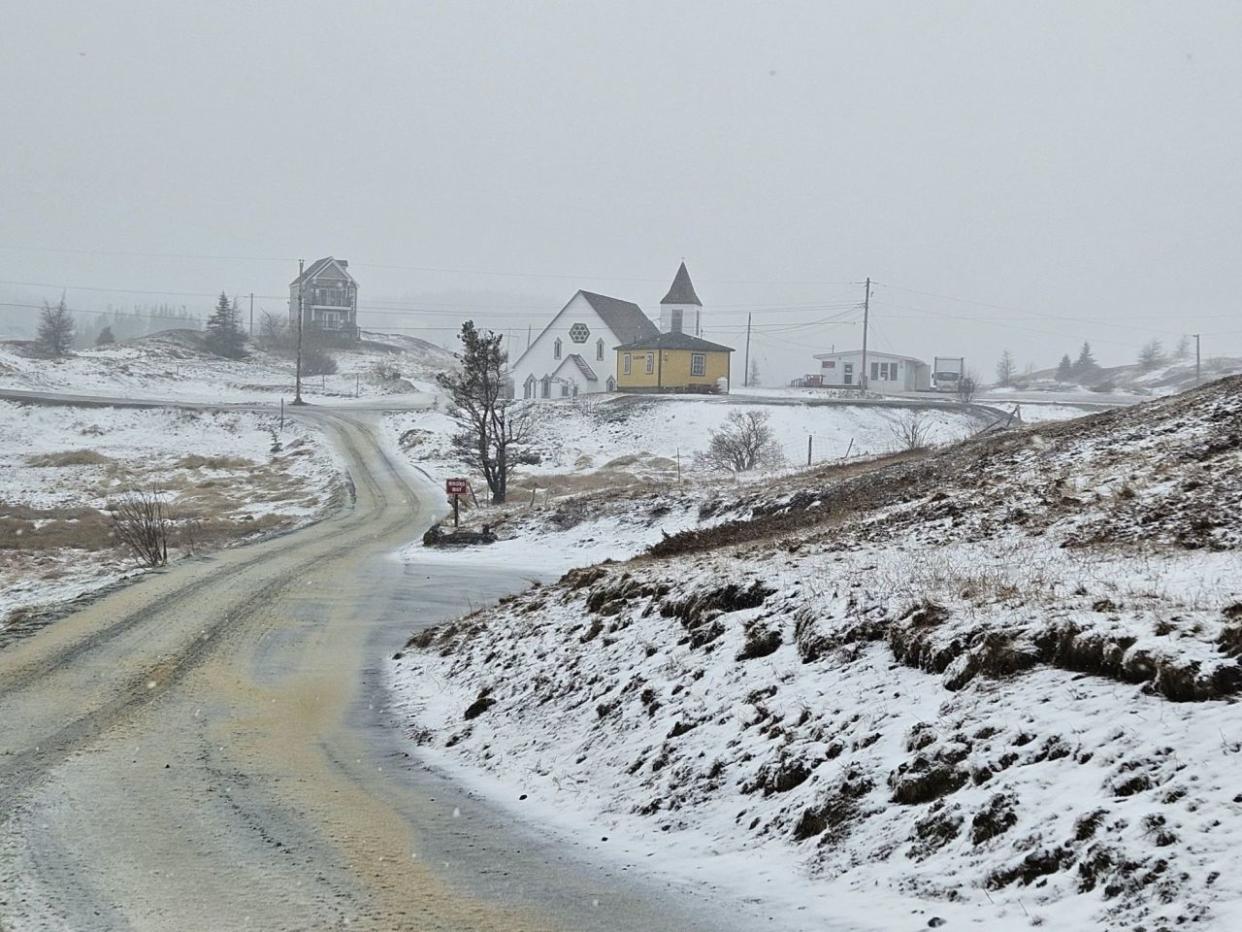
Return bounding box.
[445,478,469,495]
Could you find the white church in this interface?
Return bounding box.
[509,262,707,398]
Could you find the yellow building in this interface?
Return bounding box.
[614,332,734,394]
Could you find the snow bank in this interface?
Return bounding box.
[391,377,1242,930]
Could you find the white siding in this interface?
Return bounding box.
[510,294,630,397]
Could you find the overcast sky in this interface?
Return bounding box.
[3,1,1240,379]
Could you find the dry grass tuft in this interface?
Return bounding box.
[26,449,113,467]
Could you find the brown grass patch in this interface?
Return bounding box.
[26,450,113,467]
[0,503,116,551]
[176,454,256,470]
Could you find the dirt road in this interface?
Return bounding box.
[0,410,748,931]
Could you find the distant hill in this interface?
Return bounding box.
[1004,356,1242,396]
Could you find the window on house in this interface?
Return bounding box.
[690,353,706,377]
[553,338,562,360]
[524,376,536,399]
[561,383,570,397]
[540,376,551,398]
[596,338,604,361]
[821,360,836,369]
[645,353,655,374]
[670,308,683,333]
[871,362,880,380]
[623,354,631,375]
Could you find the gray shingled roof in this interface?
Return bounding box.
[615,331,733,353]
[579,291,660,344]
[660,261,702,306]
[565,354,598,381]
[290,256,354,287]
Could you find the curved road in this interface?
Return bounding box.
[0,407,753,931]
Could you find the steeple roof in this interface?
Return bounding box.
[660,261,702,306]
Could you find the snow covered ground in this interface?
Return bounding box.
[0,400,343,635]
[388,394,995,579]
[0,329,451,403]
[389,393,995,484]
[391,378,1242,930]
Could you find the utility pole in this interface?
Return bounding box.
[527,324,532,353]
[248,293,254,336]
[1194,333,1201,385]
[860,277,871,392]
[743,313,752,388]
[294,258,305,405]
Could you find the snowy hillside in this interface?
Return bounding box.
[0,329,453,402]
[392,376,1242,931]
[389,394,999,485]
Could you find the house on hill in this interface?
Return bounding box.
[615,331,733,394]
[813,349,931,391]
[289,257,359,341]
[509,291,659,398]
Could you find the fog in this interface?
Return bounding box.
[3,1,1240,381]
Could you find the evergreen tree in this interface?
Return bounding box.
[204,292,247,358]
[1072,341,1098,377]
[437,321,539,504]
[1174,335,1191,360]
[1137,339,1166,372]
[96,325,116,346]
[1056,354,1074,381]
[36,297,75,357]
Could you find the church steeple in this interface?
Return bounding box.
[660,261,702,307]
[659,261,705,335]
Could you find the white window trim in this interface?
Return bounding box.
[645,353,655,375]
[623,353,631,375]
[690,353,706,377]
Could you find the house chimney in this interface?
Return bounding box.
[338,259,348,268]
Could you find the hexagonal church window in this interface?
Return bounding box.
[569,322,590,343]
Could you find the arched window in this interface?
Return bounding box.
[524,375,536,399]
[596,338,604,361]
[553,338,562,360]
[540,376,551,398]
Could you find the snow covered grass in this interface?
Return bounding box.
[0,329,451,403]
[391,377,1242,930]
[0,400,343,635]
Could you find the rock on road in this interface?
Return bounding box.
[0,408,751,932]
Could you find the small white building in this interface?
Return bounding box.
[812,349,932,391]
[509,290,660,398]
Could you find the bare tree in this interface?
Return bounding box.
[699,410,783,472]
[438,321,540,503]
[110,490,171,567]
[889,410,930,450]
[995,349,1015,387]
[955,372,979,404]
[257,311,289,350]
[36,298,75,357]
